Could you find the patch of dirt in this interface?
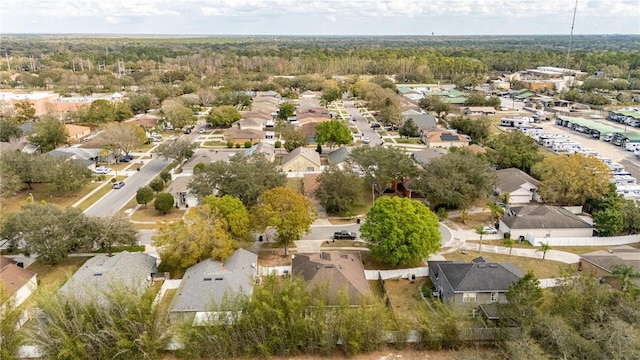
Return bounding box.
[258,250,293,266]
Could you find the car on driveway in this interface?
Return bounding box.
[363,136,371,144]
[483,226,498,234]
[334,230,357,240]
[112,181,125,189]
[371,123,381,129]
[93,167,111,174]
[199,128,205,134]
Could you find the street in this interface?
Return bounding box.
[84,157,171,217]
[343,100,382,147]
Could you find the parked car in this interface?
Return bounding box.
[370,123,381,129]
[184,129,191,134]
[118,157,131,163]
[199,128,205,134]
[363,136,371,144]
[93,167,111,174]
[333,230,357,240]
[112,181,125,189]
[483,226,498,234]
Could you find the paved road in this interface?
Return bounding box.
[84,157,171,217]
[343,100,382,147]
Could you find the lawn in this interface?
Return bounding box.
[320,240,368,248]
[470,240,614,255]
[360,251,423,271]
[395,138,422,144]
[383,277,428,322]
[130,201,186,222]
[1,182,102,215]
[451,212,494,230]
[257,250,293,266]
[27,256,91,294]
[443,250,571,279]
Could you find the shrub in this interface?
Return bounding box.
[274,140,282,148]
[226,141,234,148]
[193,162,206,174]
[235,143,241,148]
[154,193,174,214]
[150,179,165,193]
[244,141,252,148]
[110,178,116,183]
[159,171,172,183]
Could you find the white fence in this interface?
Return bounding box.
[365,267,429,280]
[527,233,640,247]
[260,266,292,276]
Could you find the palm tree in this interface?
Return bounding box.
[608,264,640,291]
[500,192,510,205]
[476,225,488,252]
[458,208,470,225]
[538,242,551,261]
[502,237,515,256]
[485,201,505,224]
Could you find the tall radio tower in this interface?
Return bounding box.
[565,0,578,69]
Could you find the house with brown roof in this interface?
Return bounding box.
[579,246,640,289]
[495,168,541,204]
[65,124,91,142]
[281,147,322,175]
[421,128,470,148]
[463,107,496,116]
[0,256,37,309]
[292,252,370,306]
[499,205,593,240]
[223,127,266,145]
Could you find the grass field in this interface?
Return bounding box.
[26,256,91,294]
[1,182,102,214]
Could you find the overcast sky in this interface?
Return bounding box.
[2,0,639,36]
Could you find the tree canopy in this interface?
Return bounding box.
[360,197,441,266]
[315,119,353,150]
[348,145,418,197]
[28,116,67,152]
[279,123,308,152]
[189,153,286,207]
[315,164,364,215]
[154,138,196,169]
[207,105,242,128]
[278,102,296,120]
[532,153,611,206]
[97,122,147,158]
[488,131,543,172]
[251,187,317,256]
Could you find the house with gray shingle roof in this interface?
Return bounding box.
[402,113,437,131]
[495,168,541,204]
[327,147,351,168]
[499,204,593,239]
[58,252,157,304]
[292,252,370,306]
[170,248,258,324]
[579,246,640,289]
[428,257,523,306]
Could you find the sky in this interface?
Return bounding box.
[1,0,639,36]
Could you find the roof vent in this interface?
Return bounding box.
[325,265,334,268]
[477,264,487,268]
[215,277,224,281]
[93,273,102,277]
[204,277,212,281]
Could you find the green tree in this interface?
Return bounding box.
[538,242,551,261]
[86,215,138,255]
[252,187,317,256]
[153,203,244,271]
[488,131,543,172]
[419,96,451,125]
[0,151,49,190]
[154,192,174,214]
[475,225,488,252]
[620,200,640,235]
[136,186,154,208]
[150,179,165,193]
[278,102,296,120]
[449,116,491,144]
[50,157,93,193]
[189,153,286,207]
[348,145,418,197]
[608,264,640,291]
[207,105,242,128]
[321,86,342,105]
[532,153,611,206]
[399,118,420,138]
[128,93,156,114]
[315,164,364,214]
[594,206,624,236]
[505,271,543,324]
[485,201,505,223]
[0,203,89,264]
[86,99,118,123]
[13,100,36,123]
[279,123,308,151]
[0,118,24,141]
[154,138,196,169]
[0,161,21,199]
[163,104,196,129]
[28,116,68,152]
[502,237,515,256]
[315,119,353,150]
[200,195,253,244]
[0,287,22,360]
[360,197,441,266]
[411,150,496,209]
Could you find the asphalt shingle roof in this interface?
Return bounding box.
[501,205,593,230]
[429,261,523,292]
[496,168,539,193]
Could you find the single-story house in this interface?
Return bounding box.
[403,113,437,130]
[0,256,37,309]
[232,118,266,131]
[281,147,322,175]
[428,257,523,307]
[58,252,157,304]
[495,168,541,204]
[165,175,199,209]
[300,90,319,99]
[327,147,352,168]
[65,124,91,141]
[421,129,470,148]
[499,205,594,239]
[292,252,370,306]
[300,122,321,143]
[244,142,276,162]
[0,142,39,154]
[464,107,496,116]
[182,149,236,175]
[223,128,266,145]
[579,245,640,289]
[170,249,258,324]
[412,148,447,168]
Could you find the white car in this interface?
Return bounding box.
[199,128,205,134]
[483,226,498,234]
[363,136,371,144]
[93,167,111,174]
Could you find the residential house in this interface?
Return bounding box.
[421,128,470,148]
[232,118,266,131]
[244,142,276,162]
[428,257,523,307]
[0,256,37,309]
[499,205,594,240]
[300,90,319,99]
[65,124,91,142]
[0,142,39,154]
[281,147,322,175]
[412,148,448,168]
[327,147,352,168]
[58,252,157,304]
[292,252,370,306]
[300,122,320,143]
[170,249,258,324]
[495,168,541,204]
[182,149,236,175]
[463,107,496,116]
[579,246,640,289]
[165,175,199,209]
[402,112,437,131]
[223,127,266,145]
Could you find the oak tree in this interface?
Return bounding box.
[315,119,352,150]
[28,116,68,152]
[348,145,418,197]
[207,105,242,128]
[154,138,196,169]
[315,164,364,214]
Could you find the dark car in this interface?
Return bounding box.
[184,129,191,134]
[371,123,381,129]
[112,181,125,189]
[333,230,357,240]
[118,156,131,163]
